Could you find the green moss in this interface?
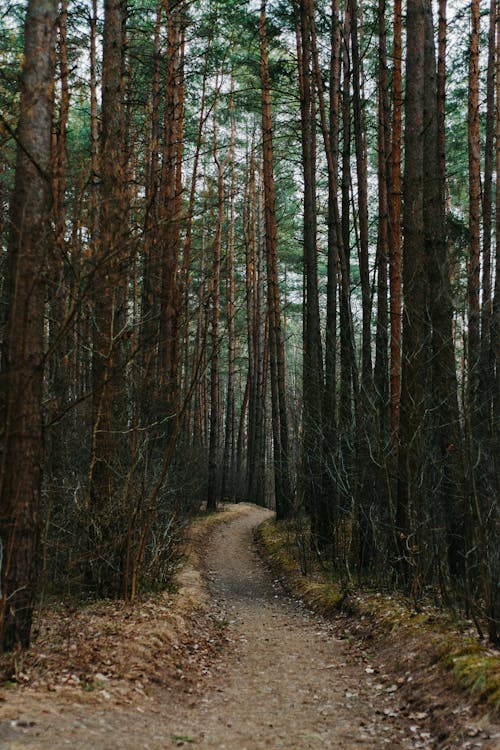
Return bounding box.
[434,638,500,710]
[257,517,500,716]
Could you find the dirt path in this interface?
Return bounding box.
[0,505,497,749]
[178,506,432,749]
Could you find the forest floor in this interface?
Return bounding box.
[0,503,499,749]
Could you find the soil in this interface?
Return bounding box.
[0,504,498,749]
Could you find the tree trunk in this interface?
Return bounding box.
[87,0,128,597]
[478,0,496,487]
[297,0,326,541]
[245,150,267,506]
[349,0,371,389]
[222,82,237,502]
[340,3,355,440]
[0,0,57,650]
[207,91,224,511]
[140,0,162,428]
[158,2,184,436]
[312,0,342,552]
[374,0,389,432]
[260,2,294,519]
[488,0,500,641]
[373,0,390,564]
[467,0,481,433]
[423,0,464,580]
[397,0,426,586]
[389,0,403,460]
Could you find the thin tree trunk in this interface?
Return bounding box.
[467,0,481,433]
[324,0,341,444]
[245,150,266,506]
[140,0,162,427]
[222,81,237,501]
[373,0,390,564]
[89,0,99,243]
[260,1,293,519]
[374,0,389,430]
[479,0,496,444]
[207,90,224,511]
[158,2,184,436]
[489,0,500,642]
[389,0,403,458]
[340,3,354,437]
[349,0,371,389]
[180,42,210,404]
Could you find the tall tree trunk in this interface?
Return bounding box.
[467,0,481,438]
[349,0,371,389]
[347,0,377,572]
[397,0,426,586]
[222,82,237,501]
[180,41,210,407]
[158,2,184,437]
[260,2,294,519]
[140,0,162,428]
[312,0,342,552]
[340,3,355,442]
[465,0,483,612]
[374,0,390,563]
[437,0,447,210]
[324,0,341,445]
[374,0,389,432]
[389,0,403,460]
[192,181,210,450]
[478,0,496,483]
[44,0,71,586]
[88,0,128,597]
[489,0,500,641]
[207,93,224,511]
[423,0,464,581]
[0,0,57,650]
[245,150,267,507]
[89,0,99,244]
[297,0,326,540]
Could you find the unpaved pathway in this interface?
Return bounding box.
[0,505,497,749]
[175,506,435,749]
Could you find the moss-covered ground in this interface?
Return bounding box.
[256,517,500,715]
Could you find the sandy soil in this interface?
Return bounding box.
[0,504,498,749]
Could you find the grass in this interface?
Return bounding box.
[256,517,500,714]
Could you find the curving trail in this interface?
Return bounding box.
[3,503,496,749]
[171,504,428,750]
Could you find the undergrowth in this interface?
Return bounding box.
[256,517,500,714]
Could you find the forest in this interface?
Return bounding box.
[0,0,498,657]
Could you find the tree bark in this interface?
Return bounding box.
[423,0,464,580]
[297,0,326,540]
[397,0,426,585]
[0,0,57,650]
[159,1,184,435]
[260,2,294,519]
[222,81,237,502]
[207,89,224,511]
[467,0,481,431]
[87,0,128,596]
[349,0,371,390]
[389,0,403,459]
